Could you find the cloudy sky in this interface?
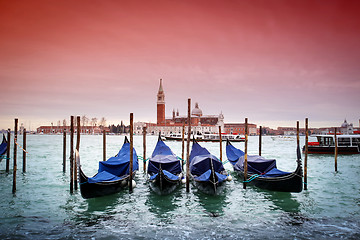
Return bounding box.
[1,0,359,130]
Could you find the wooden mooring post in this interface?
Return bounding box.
[70,116,74,193]
[143,126,147,172]
[12,118,18,194]
[259,126,262,156]
[22,128,26,173]
[75,116,81,190]
[296,121,300,148]
[334,127,338,172]
[243,118,248,189]
[186,98,191,193]
[103,129,106,161]
[6,128,10,173]
[129,113,134,192]
[304,118,308,190]
[219,126,222,162]
[63,129,66,173]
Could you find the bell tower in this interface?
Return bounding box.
[157,79,165,124]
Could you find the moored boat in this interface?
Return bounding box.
[0,134,7,159]
[147,135,183,195]
[189,139,229,195]
[165,133,244,142]
[226,140,303,193]
[77,136,138,199]
[305,134,360,154]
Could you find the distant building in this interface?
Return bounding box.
[36,125,109,134]
[137,79,256,136]
[223,123,257,136]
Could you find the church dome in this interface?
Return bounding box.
[192,102,203,116]
[341,119,348,128]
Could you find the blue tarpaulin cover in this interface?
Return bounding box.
[189,141,225,178]
[0,135,7,156]
[226,142,245,165]
[226,142,290,177]
[149,170,180,181]
[88,137,139,183]
[147,138,181,176]
[193,170,227,183]
[261,168,291,177]
[88,171,123,183]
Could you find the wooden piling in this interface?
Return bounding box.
[304,118,308,190]
[219,126,222,162]
[334,127,338,172]
[63,129,66,173]
[129,113,134,192]
[22,128,26,173]
[12,118,18,194]
[75,116,80,190]
[70,116,74,193]
[296,121,300,147]
[103,129,106,161]
[143,126,147,172]
[181,121,185,169]
[259,126,262,156]
[186,98,191,193]
[243,118,248,189]
[6,128,10,173]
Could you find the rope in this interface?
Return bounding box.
[137,156,149,162]
[242,174,261,183]
[14,140,29,154]
[177,156,186,164]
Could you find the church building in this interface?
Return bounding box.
[134,79,225,136]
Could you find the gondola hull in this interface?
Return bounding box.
[0,134,8,159]
[191,175,226,195]
[78,167,133,199]
[305,145,360,154]
[235,163,303,193]
[149,169,182,195]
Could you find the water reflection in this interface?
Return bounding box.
[194,190,228,217]
[145,188,182,223]
[259,189,309,225]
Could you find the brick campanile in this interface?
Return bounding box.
[157,79,165,124]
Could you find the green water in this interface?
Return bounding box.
[0,135,359,239]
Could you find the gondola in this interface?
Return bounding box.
[147,134,183,195]
[226,140,303,193]
[189,139,228,195]
[0,134,8,160]
[77,136,138,199]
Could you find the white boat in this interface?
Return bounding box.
[165,133,244,142]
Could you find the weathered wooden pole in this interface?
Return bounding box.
[129,113,134,192]
[219,126,222,162]
[143,126,147,173]
[22,128,26,173]
[63,129,66,172]
[181,121,185,169]
[75,116,80,190]
[304,118,308,190]
[243,118,248,189]
[12,118,18,194]
[186,98,191,193]
[103,129,106,161]
[259,126,262,156]
[6,128,10,173]
[334,127,338,172]
[70,116,74,193]
[296,121,300,147]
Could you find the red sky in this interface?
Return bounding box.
[1,0,359,130]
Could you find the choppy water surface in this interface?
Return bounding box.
[0,135,359,239]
